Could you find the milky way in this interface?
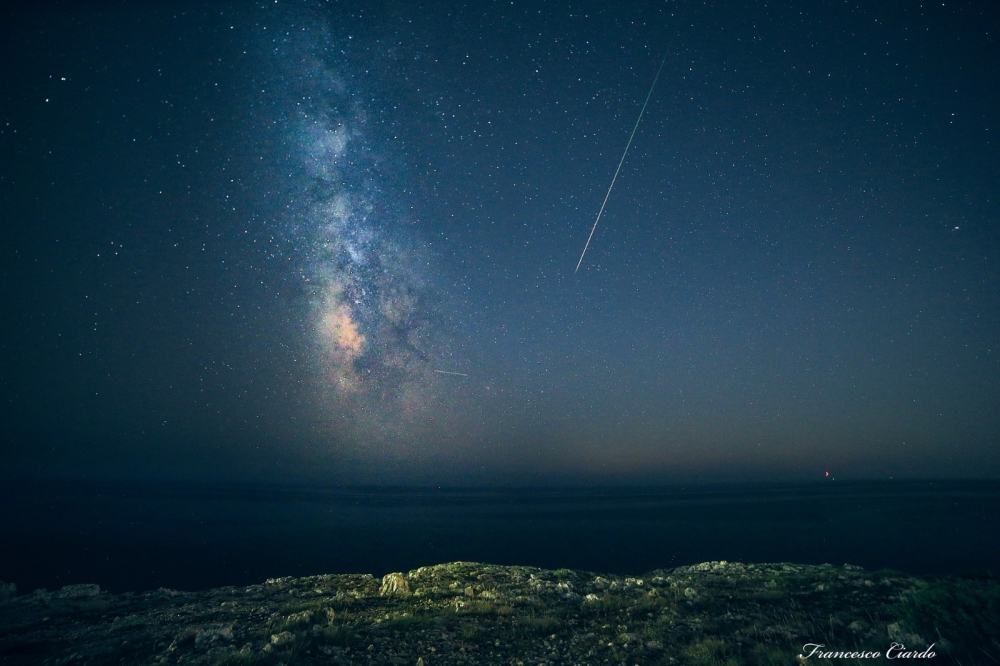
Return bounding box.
[276,24,456,444]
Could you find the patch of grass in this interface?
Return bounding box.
[747,643,794,666]
[580,594,628,612]
[382,610,448,632]
[173,627,199,646]
[900,577,1000,661]
[316,624,357,646]
[211,648,269,666]
[584,593,673,614]
[111,614,148,630]
[462,600,497,614]
[701,617,740,634]
[748,586,786,601]
[682,637,737,666]
[279,600,325,615]
[508,613,563,638]
[271,619,310,635]
[459,622,478,640]
[647,609,679,631]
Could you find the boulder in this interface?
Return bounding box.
[380,572,411,597]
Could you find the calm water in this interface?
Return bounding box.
[1,479,998,594]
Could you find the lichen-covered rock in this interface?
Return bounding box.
[380,572,411,597]
[270,630,296,646]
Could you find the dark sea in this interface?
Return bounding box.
[2,479,998,595]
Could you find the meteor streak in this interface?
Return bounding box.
[575,50,672,274]
[433,369,469,377]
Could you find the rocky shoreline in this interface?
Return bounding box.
[1,560,995,665]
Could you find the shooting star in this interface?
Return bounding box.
[575,50,672,274]
[433,369,469,377]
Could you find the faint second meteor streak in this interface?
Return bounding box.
[575,50,672,274]
[433,369,469,377]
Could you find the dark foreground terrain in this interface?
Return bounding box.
[1,561,997,665]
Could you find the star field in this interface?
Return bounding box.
[0,0,997,484]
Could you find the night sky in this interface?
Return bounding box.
[2,0,998,485]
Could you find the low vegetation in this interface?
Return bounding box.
[0,561,995,665]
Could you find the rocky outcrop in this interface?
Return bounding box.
[0,561,991,665]
[379,572,411,597]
